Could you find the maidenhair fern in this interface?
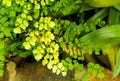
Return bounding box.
[0,0,117,80]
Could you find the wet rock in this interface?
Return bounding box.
[6,61,17,81]
[3,61,73,81]
[1,61,120,81]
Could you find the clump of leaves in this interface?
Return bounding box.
[87,62,104,79]
[1,0,120,80]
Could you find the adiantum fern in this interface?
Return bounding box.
[22,16,67,76]
[2,0,12,6]
[12,0,68,76]
[0,0,107,79]
[87,62,105,79]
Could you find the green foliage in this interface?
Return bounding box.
[0,40,6,76]
[0,0,59,76]
[1,0,120,80]
[108,7,120,78]
[113,47,120,78]
[109,7,120,25]
[79,25,120,45]
[87,62,104,79]
[61,56,84,72]
[114,4,120,11]
[84,0,120,7]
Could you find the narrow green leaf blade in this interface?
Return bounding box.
[113,47,120,78]
[86,8,108,25]
[80,25,120,45]
[114,4,120,11]
[109,7,120,25]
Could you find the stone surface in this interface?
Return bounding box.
[3,61,73,81]
[0,61,120,81]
